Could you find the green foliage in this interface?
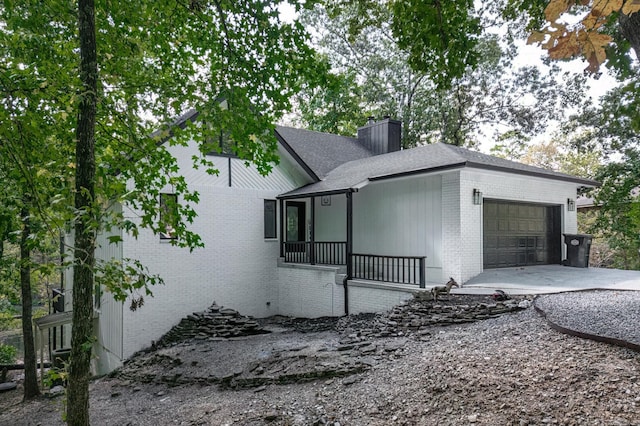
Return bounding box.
[1,1,328,416]
[563,79,640,156]
[390,0,480,89]
[96,258,164,308]
[298,4,588,147]
[0,343,17,364]
[495,136,603,178]
[589,148,640,270]
[0,313,19,332]
[296,67,370,136]
[502,0,548,33]
[43,364,68,389]
[0,294,19,332]
[327,0,481,89]
[1,0,327,300]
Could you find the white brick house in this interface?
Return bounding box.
[63,113,597,374]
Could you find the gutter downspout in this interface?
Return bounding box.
[342,275,349,316]
[345,190,354,316]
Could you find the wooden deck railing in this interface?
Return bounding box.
[351,253,426,287]
[282,241,347,265]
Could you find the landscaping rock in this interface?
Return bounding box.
[155,301,269,347]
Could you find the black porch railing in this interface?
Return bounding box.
[282,241,347,265]
[351,253,426,287]
[281,243,426,287]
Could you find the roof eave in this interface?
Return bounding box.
[465,161,601,187]
[150,109,200,146]
[368,162,467,182]
[277,188,355,200]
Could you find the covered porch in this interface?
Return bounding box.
[277,190,427,288]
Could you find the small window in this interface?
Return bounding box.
[219,130,236,155]
[264,200,277,239]
[160,193,177,240]
[206,129,236,156]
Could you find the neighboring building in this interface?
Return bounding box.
[62,113,598,374]
[576,195,597,211]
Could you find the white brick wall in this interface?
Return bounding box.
[276,263,344,317]
[347,281,415,314]
[455,168,580,283]
[117,138,304,359]
[441,171,462,283]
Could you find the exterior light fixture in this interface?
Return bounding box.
[567,198,576,211]
[473,189,482,205]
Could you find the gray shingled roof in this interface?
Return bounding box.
[150,109,200,143]
[279,142,599,199]
[275,126,374,180]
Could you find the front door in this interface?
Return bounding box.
[286,201,306,244]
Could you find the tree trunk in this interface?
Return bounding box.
[20,204,40,400]
[66,0,97,424]
[618,11,640,62]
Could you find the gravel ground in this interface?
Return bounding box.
[1,292,640,425]
[535,290,640,347]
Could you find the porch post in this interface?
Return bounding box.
[346,191,353,280]
[279,198,284,258]
[310,196,315,265]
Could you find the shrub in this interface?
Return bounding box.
[0,343,16,364]
[0,312,19,331]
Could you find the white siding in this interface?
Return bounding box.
[347,282,415,314]
[93,213,125,374]
[351,174,443,282]
[314,194,347,242]
[63,216,125,375]
[441,171,462,284]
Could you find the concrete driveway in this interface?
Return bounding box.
[460,265,640,295]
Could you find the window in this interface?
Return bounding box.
[160,193,177,240]
[219,130,236,155]
[264,199,277,239]
[205,129,236,156]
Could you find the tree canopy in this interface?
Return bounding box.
[1,0,326,422]
[296,2,591,147]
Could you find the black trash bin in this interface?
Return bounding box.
[563,234,592,268]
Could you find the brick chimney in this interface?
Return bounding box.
[357,116,401,155]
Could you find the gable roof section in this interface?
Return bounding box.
[150,109,200,144]
[275,126,374,181]
[279,142,600,199]
[150,114,374,181]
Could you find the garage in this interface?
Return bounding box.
[483,200,562,268]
